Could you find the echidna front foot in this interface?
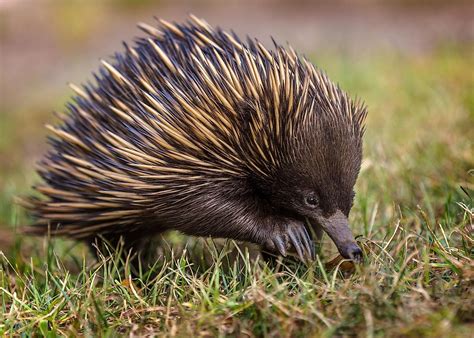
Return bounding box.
[265,219,314,263]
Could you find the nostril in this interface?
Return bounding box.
[349,245,363,262]
[341,244,363,262]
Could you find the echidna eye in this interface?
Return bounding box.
[305,194,318,207]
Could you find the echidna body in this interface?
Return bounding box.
[23,15,367,261]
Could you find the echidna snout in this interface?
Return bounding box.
[20,15,367,264]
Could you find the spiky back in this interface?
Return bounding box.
[23,15,366,237]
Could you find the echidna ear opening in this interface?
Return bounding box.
[313,209,361,261]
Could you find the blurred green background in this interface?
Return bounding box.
[0,0,473,250]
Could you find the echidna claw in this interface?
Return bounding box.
[286,221,314,263]
[287,226,305,262]
[301,225,315,260]
[266,220,315,263]
[273,236,287,257]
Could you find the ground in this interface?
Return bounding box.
[0,1,473,337]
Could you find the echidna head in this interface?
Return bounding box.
[266,106,364,260]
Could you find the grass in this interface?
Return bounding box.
[0,46,473,336]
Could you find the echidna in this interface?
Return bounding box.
[21,15,367,263]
